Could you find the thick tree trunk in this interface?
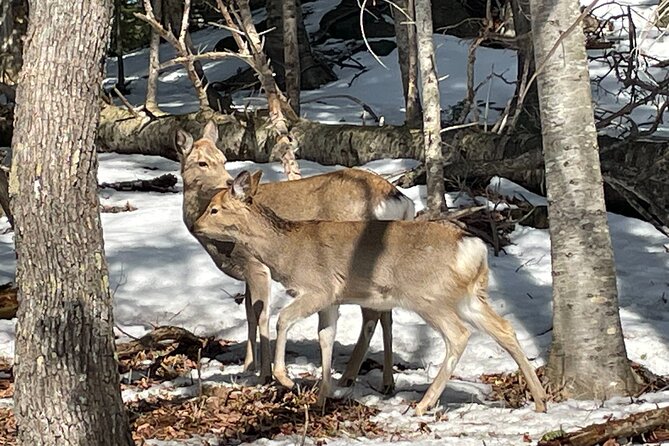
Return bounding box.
[414,0,446,216]
[393,0,422,128]
[0,0,28,84]
[530,0,639,398]
[9,0,133,443]
[265,0,335,89]
[283,0,300,114]
[146,0,162,113]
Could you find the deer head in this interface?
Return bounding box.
[193,170,264,242]
[175,120,234,196]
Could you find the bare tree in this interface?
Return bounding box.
[414,0,446,216]
[530,0,640,397]
[283,0,300,114]
[146,0,163,113]
[393,0,422,128]
[9,0,133,443]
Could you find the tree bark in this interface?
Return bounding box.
[146,0,162,113]
[414,0,446,216]
[530,0,639,398]
[9,0,133,443]
[393,0,422,128]
[283,0,300,115]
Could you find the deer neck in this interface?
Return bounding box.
[182,179,221,232]
[234,203,299,278]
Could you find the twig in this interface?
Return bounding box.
[301,94,380,122]
[112,86,141,119]
[359,0,388,69]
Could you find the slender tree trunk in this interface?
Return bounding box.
[509,0,540,134]
[393,0,422,128]
[530,0,639,398]
[265,0,335,89]
[146,0,162,112]
[9,0,133,443]
[114,0,128,93]
[0,0,28,84]
[414,0,445,216]
[283,0,300,114]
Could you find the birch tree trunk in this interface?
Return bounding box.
[530,0,639,398]
[9,0,134,443]
[393,0,422,128]
[283,0,300,114]
[414,0,446,216]
[146,0,162,113]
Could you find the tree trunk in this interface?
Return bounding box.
[0,0,28,84]
[508,0,541,134]
[530,0,639,398]
[146,0,162,113]
[265,0,335,89]
[113,0,128,93]
[393,0,422,128]
[9,0,133,443]
[283,0,300,115]
[414,0,446,216]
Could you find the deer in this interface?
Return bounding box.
[193,170,549,415]
[175,121,415,394]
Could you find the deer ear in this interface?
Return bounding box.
[174,129,194,160]
[231,171,253,201]
[202,120,219,143]
[249,170,263,196]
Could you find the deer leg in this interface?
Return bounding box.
[245,260,273,383]
[379,310,395,394]
[243,285,257,372]
[459,294,547,412]
[274,292,332,390]
[415,316,470,416]
[317,305,339,405]
[339,308,380,388]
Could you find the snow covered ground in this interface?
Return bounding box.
[1,0,668,444]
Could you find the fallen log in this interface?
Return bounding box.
[538,406,669,446]
[41,104,669,231]
[97,104,424,166]
[99,173,178,193]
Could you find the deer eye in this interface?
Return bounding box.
[198,161,208,167]
[210,208,219,215]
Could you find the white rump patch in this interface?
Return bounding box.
[373,195,415,221]
[455,237,487,279]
